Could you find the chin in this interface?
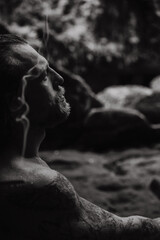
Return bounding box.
[57,101,71,122]
[45,99,71,128]
[41,87,71,128]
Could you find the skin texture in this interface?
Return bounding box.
[0,43,160,240]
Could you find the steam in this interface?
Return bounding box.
[16,74,30,157]
[40,14,50,61]
[15,60,45,157]
[15,15,50,157]
[44,15,49,60]
[43,15,49,49]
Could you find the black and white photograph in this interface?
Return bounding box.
[0,0,160,239]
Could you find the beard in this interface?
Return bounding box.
[45,86,71,128]
[55,87,71,117]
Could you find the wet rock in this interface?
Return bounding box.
[78,107,153,149]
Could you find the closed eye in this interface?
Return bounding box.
[43,76,48,82]
[37,65,49,82]
[38,71,48,82]
[41,66,51,82]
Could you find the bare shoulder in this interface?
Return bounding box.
[0,157,80,211]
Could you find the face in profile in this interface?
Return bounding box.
[11,43,70,128]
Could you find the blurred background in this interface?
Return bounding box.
[1,0,160,218]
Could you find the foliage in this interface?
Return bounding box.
[1,0,160,91]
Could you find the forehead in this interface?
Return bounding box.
[10,44,48,71]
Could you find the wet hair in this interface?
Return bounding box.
[0,34,28,149]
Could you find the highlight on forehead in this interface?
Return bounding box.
[8,43,48,77]
[11,44,41,64]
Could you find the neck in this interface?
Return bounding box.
[23,126,46,158]
[7,125,46,159]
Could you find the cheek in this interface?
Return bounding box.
[25,84,57,122]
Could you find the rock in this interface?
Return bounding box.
[150,75,160,92]
[77,107,153,149]
[97,85,160,124]
[44,67,103,149]
[97,85,152,108]
[44,81,160,149]
[0,22,9,34]
[134,93,160,124]
[84,107,147,129]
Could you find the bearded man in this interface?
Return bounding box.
[0,34,160,240]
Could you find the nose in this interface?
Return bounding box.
[49,67,64,86]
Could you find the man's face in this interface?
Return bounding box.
[11,43,70,128]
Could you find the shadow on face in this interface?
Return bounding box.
[10,44,71,128]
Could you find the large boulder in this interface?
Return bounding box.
[84,107,148,130]
[134,93,160,124]
[77,107,154,149]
